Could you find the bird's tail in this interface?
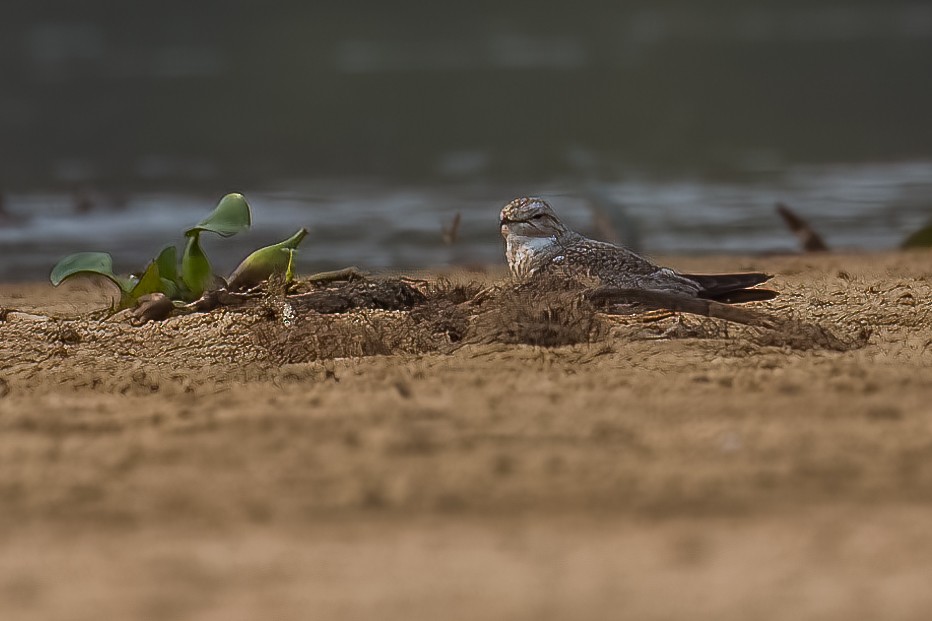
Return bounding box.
[680,272,777,304]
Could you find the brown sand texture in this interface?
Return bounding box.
[1,251,931,621]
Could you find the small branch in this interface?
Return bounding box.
[776,203,829,252]
[442,213,462,245]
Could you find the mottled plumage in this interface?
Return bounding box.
[500,197,776,302]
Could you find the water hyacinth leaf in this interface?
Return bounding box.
[129,260,163,299]
[181,232,213,298]
[227,227,309,291]
[50,252,135,292]
[155,244,178,283]
[159,278,179,299]
[901,221,932,249]
[185,193,252,238]
[274,227,309,251]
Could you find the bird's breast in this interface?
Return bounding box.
[505,234,558,279]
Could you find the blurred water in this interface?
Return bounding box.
[1,161,929,282]
[3,3,932,189]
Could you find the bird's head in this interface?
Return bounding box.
[499,197,569,240]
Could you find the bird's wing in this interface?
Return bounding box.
[555,237,703,294]
[560,237,658,277]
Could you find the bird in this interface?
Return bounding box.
[499,197,776,303]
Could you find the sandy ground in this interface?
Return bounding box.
[1,252,931,620]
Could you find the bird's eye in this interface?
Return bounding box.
[531,214,544,220]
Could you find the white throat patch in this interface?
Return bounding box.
[506,234,558,278]
[516,235,557,252]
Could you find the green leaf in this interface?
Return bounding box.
[227,227,309,291]
[278,227,309,251]
[901,221,932,249]
[50,252,135,292]
[181,232,214,299]
[155,245,178,284]
[185,193,252,238]
[130,260,163,299]
[159,278,180,299]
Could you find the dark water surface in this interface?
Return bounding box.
[3,3,932,185]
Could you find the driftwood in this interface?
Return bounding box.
[586,287,779,329]
[307,267,366,285]
[180,277,780,329]
[584,285,864,351]
[173,278,425,316]
[287,279,426,314]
